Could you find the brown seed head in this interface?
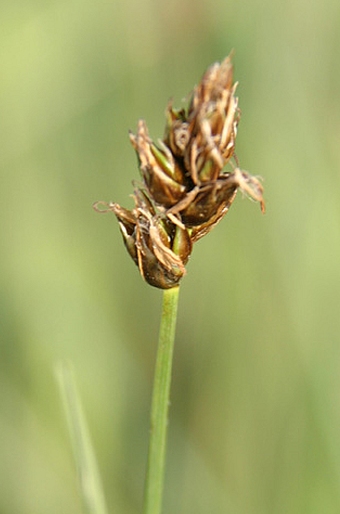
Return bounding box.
[94,54,265,289]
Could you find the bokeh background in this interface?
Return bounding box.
[1,0,340,512]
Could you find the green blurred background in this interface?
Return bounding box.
[1,0,340,512]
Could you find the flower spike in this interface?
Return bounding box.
[95,54,264,288]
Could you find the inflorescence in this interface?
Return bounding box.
[94,55,265,289]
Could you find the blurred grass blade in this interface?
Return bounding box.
[56,362,109,514]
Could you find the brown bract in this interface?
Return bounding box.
[108,190,191,289]
[95,54,265,289]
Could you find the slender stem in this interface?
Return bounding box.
[143,286,180,514]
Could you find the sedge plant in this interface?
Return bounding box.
[94,54,265,514]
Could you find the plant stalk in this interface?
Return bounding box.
[143,286,180,514]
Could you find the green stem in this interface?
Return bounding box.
[143,286,180,514]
